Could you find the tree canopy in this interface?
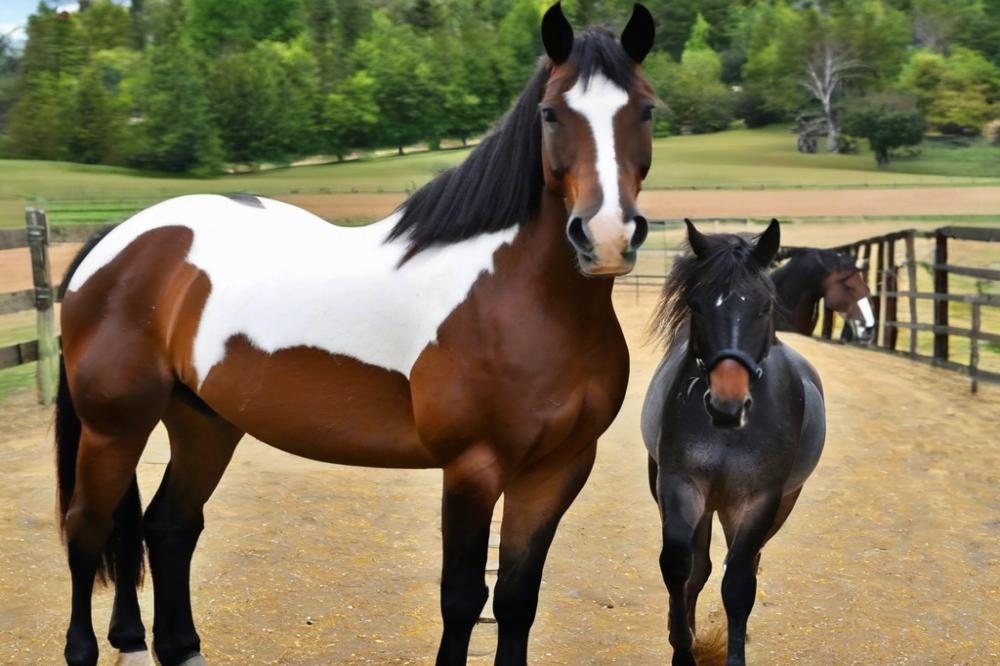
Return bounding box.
[0,0,997,172]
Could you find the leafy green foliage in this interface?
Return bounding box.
[897,48,1000,135]
[2,0,999,174]
[129,39,222,173]
[649,14,734,134]
[841,92,925,165]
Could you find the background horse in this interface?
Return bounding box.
[54,5,656,666]
[771,247,874,342]
[641,220,825,666]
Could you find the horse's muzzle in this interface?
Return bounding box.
[704,391,753,429]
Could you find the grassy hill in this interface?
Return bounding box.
[1,126,998,228]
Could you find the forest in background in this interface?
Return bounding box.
[0,0,998,174]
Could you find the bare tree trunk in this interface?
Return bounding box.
[802,42,860,154]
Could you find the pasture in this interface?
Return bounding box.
[0,290,997,664]
[2,126,999,229]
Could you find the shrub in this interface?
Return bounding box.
[841,93,925,166]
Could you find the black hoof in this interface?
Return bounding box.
[64,635,99,666]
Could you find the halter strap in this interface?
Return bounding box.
[703,349,765,382]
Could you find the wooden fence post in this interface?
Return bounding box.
[884,239,898,350]
[970,302,980,394]
[873,241,885,346]
[933,232,949,361]
[905,233,918,356]
[26,208,58,405]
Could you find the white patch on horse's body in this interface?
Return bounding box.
[565,72,630,255]
[68,194,517,384]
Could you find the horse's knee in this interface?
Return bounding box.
[659,532,694,587]
[441,578,488,628]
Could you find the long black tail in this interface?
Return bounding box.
[55,230,144,585]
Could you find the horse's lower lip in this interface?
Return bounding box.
[577,253,636,277]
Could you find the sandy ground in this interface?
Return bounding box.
[0,290,998,665]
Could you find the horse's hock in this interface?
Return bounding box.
[0,290,996,664]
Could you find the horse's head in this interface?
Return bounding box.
[539,3,657,276]
[815,250,875,343]
[666,219,782,429]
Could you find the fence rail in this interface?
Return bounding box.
[777,225,999,393]
[2,211,997,403]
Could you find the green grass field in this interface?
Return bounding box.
[1,127,998,219]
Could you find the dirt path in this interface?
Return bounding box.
[279,186,1000,224]
[0,291,997,664]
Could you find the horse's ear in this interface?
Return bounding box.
[753,219,781,267]
[685,219,709,259]
[542,3,574,65]
[621,3,655,64]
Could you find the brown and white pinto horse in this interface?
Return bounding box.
[56,5,656,665]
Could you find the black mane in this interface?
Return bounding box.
[388,28,637,257]
[651,232,778,351]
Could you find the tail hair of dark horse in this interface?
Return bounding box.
[56,229,145,587]
[692,624,728,666]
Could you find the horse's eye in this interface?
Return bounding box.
[541,107,558,123]
[640,105,654,122]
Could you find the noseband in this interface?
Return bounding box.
[697,349,765,383]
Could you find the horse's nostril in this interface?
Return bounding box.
[566,217,593,255]
[631,215,648,248]
[743,396,753,412]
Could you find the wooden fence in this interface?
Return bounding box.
[2,213,997,404]
[776,226,1000,393]
[0,209,115,404]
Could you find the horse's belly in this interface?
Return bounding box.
[197,336,435,469]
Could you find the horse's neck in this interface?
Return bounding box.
[772,259,825,332]
[493,189,615,310]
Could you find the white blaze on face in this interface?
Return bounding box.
[858,297,875,327]
[564,72,631,263]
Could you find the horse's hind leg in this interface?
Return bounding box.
[62,360,172,665]
[145,396,242,666]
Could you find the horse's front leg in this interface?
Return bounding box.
[435,445,504,666]
[492,441,597,666]
[719,492,782,666]
[656,473,707,666]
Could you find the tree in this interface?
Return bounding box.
[323,70,379,159]
[130,40,221,173]
[651,14,734,134]
[897,47,1000,134]
[801,40,863,152]
[78,0,132,52]
[349,12,438,154]
[70,63,123,163]
[5,73,76,159]
[184,0,305,54]
[841,92,925,166]
[208,46,284,165]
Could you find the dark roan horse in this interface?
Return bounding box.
[55,5,657,665]
[771,247,874,343]
[641,220,826,666]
